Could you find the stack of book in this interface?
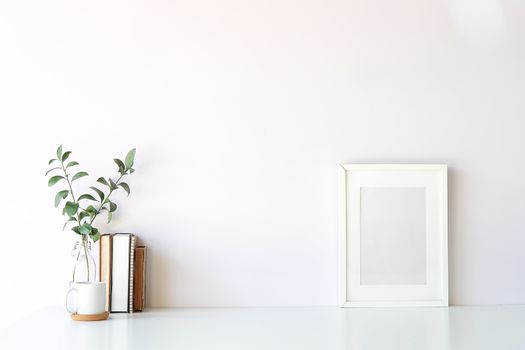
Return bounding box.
[99,233,146,313]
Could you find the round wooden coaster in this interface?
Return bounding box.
[71,311,109,321]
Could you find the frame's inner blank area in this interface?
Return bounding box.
[360,187,427,285]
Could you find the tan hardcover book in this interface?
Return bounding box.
[133,246,146,311]
[99,234,113,312]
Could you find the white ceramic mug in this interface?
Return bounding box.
[66,282,106,315]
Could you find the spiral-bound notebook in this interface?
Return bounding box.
[110,233,136,313]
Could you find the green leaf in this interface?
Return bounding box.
[66,161,79,168]
[56,145,63,159]
[90,228,100,242]
[97,177,109,186]
[109,178,118,190]
[48,159,58,165]
[114,159,125,174]
[107,211,113,224]
[125,148,136,170]
[54,190,69,208]
[48,175,64,187]
[79,211,89,222]
[79,223,92,235]
[61,151,72,162]
[86,205,97,217]
[109,201,117,212]
[90,186,105,202]
[118,182,130,196]
[63,217,77,231]
[45,167,61,176]
[71,226,81,235]
[64,201,79,217]
[72,172,88,182]
[78,193,96,202]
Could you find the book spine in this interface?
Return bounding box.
[99,234,113,312]
[128,235,136,313]
[133,246,146,311]
[142,247,146,310]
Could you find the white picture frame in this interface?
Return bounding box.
[339,164,448,307]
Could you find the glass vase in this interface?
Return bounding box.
[71,235,97,282]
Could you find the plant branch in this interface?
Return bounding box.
[60,162,76,203]
[89,172,126,225]
[60,159,90,280]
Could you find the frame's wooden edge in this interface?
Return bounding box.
[338,165,348,307]
[441,165,449,306]
[340,300,448,308]
[340,164,448,171]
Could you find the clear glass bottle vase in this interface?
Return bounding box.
[71,235,97,282]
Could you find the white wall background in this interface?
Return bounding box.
[1,0,524,326]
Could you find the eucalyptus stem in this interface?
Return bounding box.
[60,159,90,281]
[82,235,90,280]
[89,173,125,225]
[72,241,81,281]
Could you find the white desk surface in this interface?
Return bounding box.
[1,306,524,350]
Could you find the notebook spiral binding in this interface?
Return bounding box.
[128,235,136,313]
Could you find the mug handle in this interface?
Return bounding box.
[66,288,78,314]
